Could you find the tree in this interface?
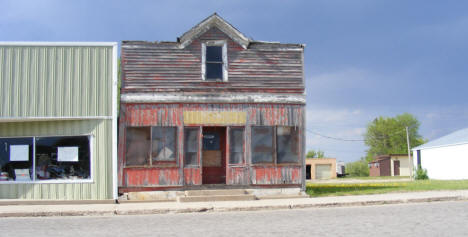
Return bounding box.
[306,150,316,158]
[346,158,369,177]
[364,113,426,160]
[306,149,325,158]
[316,150,325,158]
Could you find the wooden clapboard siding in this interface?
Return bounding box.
[121,27,304,94]
[118,14,306,191]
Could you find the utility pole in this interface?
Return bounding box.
[406,126,413,180]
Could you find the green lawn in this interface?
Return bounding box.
[306,180,468,197]
[339,176,410,180]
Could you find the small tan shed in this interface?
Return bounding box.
[305,158,337,180]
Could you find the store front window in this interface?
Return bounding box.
[0,137,33,181]
[0,136,91,182]
[35,136,90,180]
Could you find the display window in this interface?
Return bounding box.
[184,127,199,166]
[251,126,274,164]
[125,127,151,166]
[35,136,91,180]
[125,126,178,166]
[0,137,34,181]
[251,126,301,165]
[151,127,177,162]
[0,135,92,183]
[277,126,300,163]
[229,128,244,164]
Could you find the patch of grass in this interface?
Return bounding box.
[306,180,468,197]
[340,176,410,180]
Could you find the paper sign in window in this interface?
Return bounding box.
[57,147,79,162]
[9,145,29,161]
[14,169,31,181]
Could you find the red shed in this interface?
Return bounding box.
[118,14,306,193]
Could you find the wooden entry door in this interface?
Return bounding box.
[393,160,400,176]
[202,127,226,184]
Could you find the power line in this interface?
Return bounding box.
[306,129,365,142]
[306,126,414,143]
[366,124,418,140]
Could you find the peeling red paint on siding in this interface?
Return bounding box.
[226,167,248,185]
[124,104,182,126]
[184,168,202,185]
[251,166,302,185]
[124,167,180,187]
[117,103,305,189]
[121,103,304,127]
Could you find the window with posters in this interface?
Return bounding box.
[0,136,91,182]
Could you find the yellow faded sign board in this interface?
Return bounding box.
[183,111,246,125]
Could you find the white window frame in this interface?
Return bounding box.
[201,40,228,82]
[0,135,93,184]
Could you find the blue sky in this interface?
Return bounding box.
[2,0,467,163]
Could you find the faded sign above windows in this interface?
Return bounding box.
[183,111,246,125]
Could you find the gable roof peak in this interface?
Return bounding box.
[178,13,250,49]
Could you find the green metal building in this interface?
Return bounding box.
[0,42,118,200]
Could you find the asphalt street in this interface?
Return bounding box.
[0,200,467,237]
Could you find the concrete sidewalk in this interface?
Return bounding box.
[1,190,467,217]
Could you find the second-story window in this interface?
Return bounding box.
[206,46,223,80]
[202,41,227,81]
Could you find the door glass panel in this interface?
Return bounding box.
[203,132,220,150]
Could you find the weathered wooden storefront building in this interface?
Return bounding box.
[119,14,306,193]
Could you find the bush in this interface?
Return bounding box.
[346,158,369,177]
[415,167,429,180]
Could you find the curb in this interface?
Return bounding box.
[0,195,466,218]
[212,196,468,213]
[0,210,116,218]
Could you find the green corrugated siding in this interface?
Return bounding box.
[0,46,113,117]
[0,120,113,200]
